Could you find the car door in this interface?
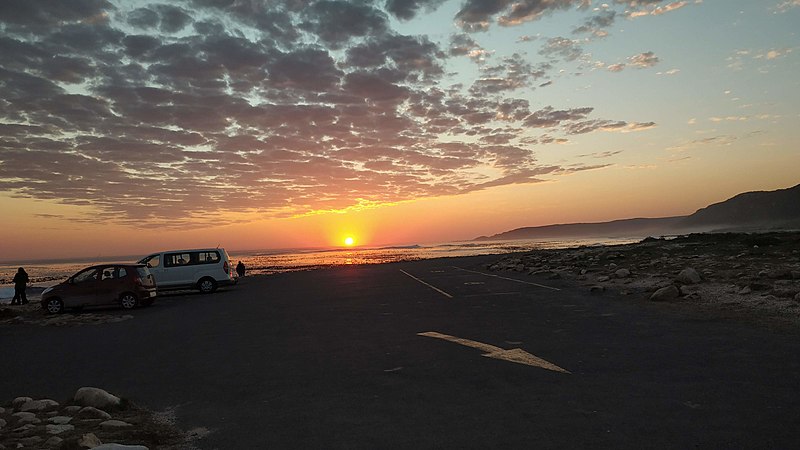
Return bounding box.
[94,266,124,306]
[67,268,100,307]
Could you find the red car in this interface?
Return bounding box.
[41,264,157,314]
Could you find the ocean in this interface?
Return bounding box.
[0,237,638,299]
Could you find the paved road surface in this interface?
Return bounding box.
[3,255,800,448]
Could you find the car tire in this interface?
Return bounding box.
[44,298,64,314]
[120,292,138,310]
[198,277,217,294]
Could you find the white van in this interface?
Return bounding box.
[138,248,238,293]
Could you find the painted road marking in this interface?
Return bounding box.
[400,270,453,298]
[453,267,561,291]
[418,331,570,373]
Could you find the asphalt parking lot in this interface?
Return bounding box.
[3,254,800,448]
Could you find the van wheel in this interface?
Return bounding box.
[120,293,138,309]
[198,277,217,294]
[44,298,64,314]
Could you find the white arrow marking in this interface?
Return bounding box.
[418,331,570,374]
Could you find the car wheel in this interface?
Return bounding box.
[198,277,217,294]
[120,292,138,309]
[44,298,64,314]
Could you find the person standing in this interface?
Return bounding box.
[236,261,246,278]
[11,267,29,305]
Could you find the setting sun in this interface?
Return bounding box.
[344,237,355,246]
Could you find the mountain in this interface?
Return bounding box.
[475,183,800,241]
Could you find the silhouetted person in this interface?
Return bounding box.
[236,261,246,277]
[11,267,29,305]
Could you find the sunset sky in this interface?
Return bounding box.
[1,0,799,261]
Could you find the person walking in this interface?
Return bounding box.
[236,261,246,278]
[11,267,29,305]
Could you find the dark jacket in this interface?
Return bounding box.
[13,270,29,287]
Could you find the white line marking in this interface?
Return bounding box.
[453,267,561,291]
[400,270,453,298]
[418,331,570,373]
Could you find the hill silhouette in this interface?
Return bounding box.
[476,183,800,241]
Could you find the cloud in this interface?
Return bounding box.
[0,0,658,227]
[775,0,800,13]
[454,0,591,31]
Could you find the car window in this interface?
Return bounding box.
[73,268,98,284]
[141,255,160,268]
[119,267,127,278]
[198,251,220,264]
[165,253,192,267]
[101,268,116,281]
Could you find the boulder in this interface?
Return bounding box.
[615,269,631,278]
[650,285,680,302]
[48,416,73,425]
[20,399,59,412]
[45,436,64,448]
[677,268,702,285]
[78,406,112,420]
[46,423,75,434]
[94,444,150,450]
[74,387,121,410]
[12,396,33,407]
[79,433,103,448]
[100,419,133,429]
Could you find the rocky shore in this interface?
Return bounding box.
[0,387,191,449]
[488,232,800,329]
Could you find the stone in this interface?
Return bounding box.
[547,272,561,280]
[615,269,631,278]
[0,418,6,429]
[48,416,73,425]
[100,419,133,429]
[766,268,792,280]
[20,399,59,412]
[94,445,150,450]
[650,285,680,302]
[609,263,618,269]
[0,406,5,413]
[677,268,702,285]
[64,405,82,414]
[795,292,800,302]
[78,406,112,420]
[12,411,39,425]
[46,423,75,434]
[74,387,121,410]
[45,436,64,448]
[738,286,752,295]
[78,433,103,448]
[590,285,605,293]
[12,396,33,407]
[683,292,701,301]
[597,276,610,282]
[19,436,43,446]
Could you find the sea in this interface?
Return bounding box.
[0,237,639,299]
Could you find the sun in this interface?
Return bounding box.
[344,236,355,246]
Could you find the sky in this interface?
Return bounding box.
[1,0,799,261]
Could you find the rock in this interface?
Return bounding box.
[683,292,701,301]
[45,436,64,448]
[609,263,618,269]
[749,282,771,291]
[64,405,82,414]
[597,276,610,282]
[48,416,73,425]
[12,411,40,424]
[19,436,43,446]
[650,285,680,302]
[677,268,702,285]
[615,269,631,278]
[738,286,752,295]
[793,292,800,301]
[766,268,793,280]
[94,445,150,450]
[12,396,33,407]
[590,285,605,294]
[78,406,112,420]
[100,419,133,429]
[94,444,150,450]
[0,406,5,413]
[46,423,75,434]
[78,433,103,448]
[74,387,121,410]
[20,399,59,412]
[0,418,6,429]
[547,272,561,280]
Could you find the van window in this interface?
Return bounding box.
[198,251,220,264]
[142,255,160,268]
[165,253,192,267]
